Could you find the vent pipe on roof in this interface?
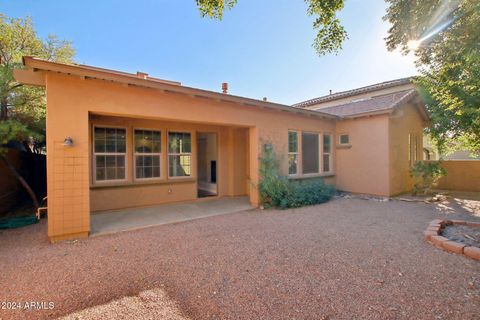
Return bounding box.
[136,71,148,79]
[263,97,268,102]
[222,82,228,94]
[329,89,333,95]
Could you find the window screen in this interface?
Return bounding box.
[288,131,299,175]
[323,134,332,172]
[340,134,349,145]
[302,132,319,174]
[168,132,192,177]
[134,129,161,179]
[93,127,126,181]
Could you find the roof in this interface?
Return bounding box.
[313,89,418,118]
[293,77,412,108]
[17,56,338,120]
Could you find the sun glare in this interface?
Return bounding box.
[407,40,421,50]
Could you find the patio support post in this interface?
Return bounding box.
[46,74,90,242]
[248,127,259,207]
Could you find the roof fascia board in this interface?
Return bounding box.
[22,56,338,121]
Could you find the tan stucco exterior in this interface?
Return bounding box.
[333,103,425,196]
[88,115,249,212]
[389,102,425,195]
[15,57,432,242]
[334,115,391,196]
[42,70,336,242]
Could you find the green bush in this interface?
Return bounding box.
[410,161,447,196]
[258,143,335,209]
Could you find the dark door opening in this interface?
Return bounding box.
[197,132,218,198]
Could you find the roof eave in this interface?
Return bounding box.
[20,56,338,121]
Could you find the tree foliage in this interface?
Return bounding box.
[195,0,347,55]
[384,0,480,154]
[0,14,75,154]
[410,161,447,196]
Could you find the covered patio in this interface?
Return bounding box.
[91,196,252,236]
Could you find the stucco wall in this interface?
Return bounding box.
[88,115,248,212]
[435,161,480,192]
[388,103,424,196]
[334,115,390,196]
[45,72,335,241]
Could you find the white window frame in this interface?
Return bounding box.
[323,133,332,173]
[413,134,418,162]
[92,125,128,184]
[288,130,299,176]
[301,131,321,176]
[133,128,162,181]
[167,130,193,179]
[339,133,350,145]
[409,133,419,166]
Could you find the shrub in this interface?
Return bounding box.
[258,143,335,209]
[410,161,447,196]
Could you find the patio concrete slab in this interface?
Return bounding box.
[90,196,252,235]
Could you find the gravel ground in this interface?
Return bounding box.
[59,289,188,320]
[0,198,479,320]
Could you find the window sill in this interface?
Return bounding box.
[336,144,352,149]
[288,173,335,180]
[90,178,197,189]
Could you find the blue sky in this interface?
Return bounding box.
[1,0,417,105]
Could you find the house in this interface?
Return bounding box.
[14,57,428,242]
[293,77,429,197]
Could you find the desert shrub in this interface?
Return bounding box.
[258,143,335,209]
[410,161,447,195]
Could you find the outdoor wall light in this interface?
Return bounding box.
[63,137,74,147]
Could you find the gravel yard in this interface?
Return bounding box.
[0,198,479,320]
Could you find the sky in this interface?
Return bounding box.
[1,0,418,105]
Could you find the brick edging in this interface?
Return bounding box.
[424,219,480,261]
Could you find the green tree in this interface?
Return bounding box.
[195,0,347,55]
[0,14,75,209]
[384,0,480,155]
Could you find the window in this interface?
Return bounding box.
[408,134,412,164]
[93,127,126,182]
[288,131,299,175]
[339,134,349,145]
[134,129,161,179]
[302,132,320,174]
[414,135,418,162]
[168,132,192,177]
[323,134,332,172]
[408,133,419,166]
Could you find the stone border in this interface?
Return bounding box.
[424,219,480,261]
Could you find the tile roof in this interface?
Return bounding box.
[311,89,417,117]
[293,77,412,108]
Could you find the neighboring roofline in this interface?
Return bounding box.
[292,77,413,108]
[19,56,338,120]
[312,89,429,121]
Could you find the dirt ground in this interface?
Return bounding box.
[0,197,479,320]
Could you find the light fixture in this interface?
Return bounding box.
[63,137,74,147]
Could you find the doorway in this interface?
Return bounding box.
[197,132,218,198]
